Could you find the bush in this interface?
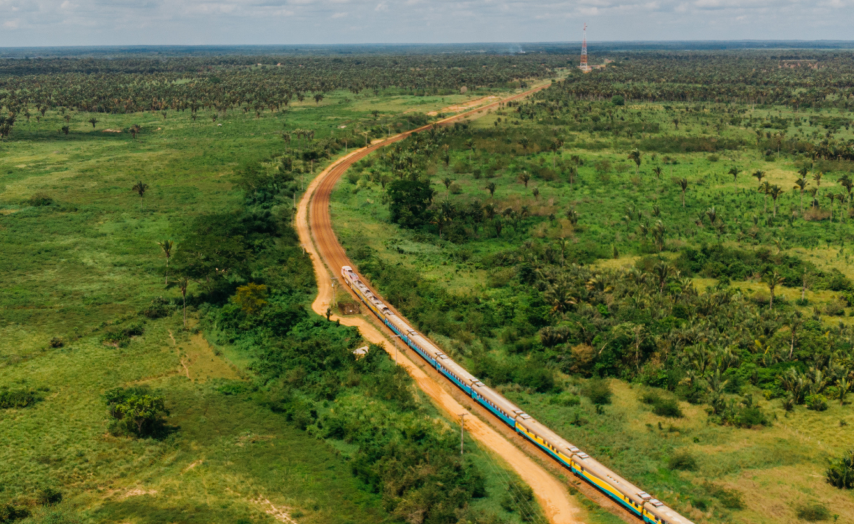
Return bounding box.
[642,390,683,417]
[0,504,29,523]
[36,487,63,506]
[796,502,831,521]
[28,193,54,207]
[582,379,612,405]
[653,398,684,418]
[826,450,854,489]
[104,387,169,438]
[0,388,40,409]
[140,297,172,319]
[806,394,828,412]
[549,392,581,407]
[102,323,145,348]
[668,452,697,471]
[48,337,64,348]
[501,480,538,522]
[704,483,745,510]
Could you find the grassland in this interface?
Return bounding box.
[0,85,552,523]
[330,93,854,523]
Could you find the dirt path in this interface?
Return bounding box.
[296,83,586,524]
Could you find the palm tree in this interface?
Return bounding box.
[532,187,540,200]
[543,275,577,316]
[728,166,740,182]
[676,178,688,208]
[768,185,784,217]
[793,177,808,215]
[132,181,149,209]
[758,181,771,214]
[177,277,190,329]
[839,174,853,219]
[443,177,453,191]
[752,170,765,186]
[652,166,662,179]
[486,182,496,197]
[813,171,823,190]
[157,240,174,285]
[764,271,785,308]
[88,117,99,128]
[628,149,641,176]
[518,171,531,188]
[652,220,666,252]
[551,138,564,168]
[827,193,837,221]
[565,208,579,225]
[130,124,141,139]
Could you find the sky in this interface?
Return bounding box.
[0,0,853,47]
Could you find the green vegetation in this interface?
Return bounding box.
[0,52,555,523]
[332,49,854,523]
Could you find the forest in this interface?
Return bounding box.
[0,51,556,524]
[331,48,854,524]
[3,46,854,524]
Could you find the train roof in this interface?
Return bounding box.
[473,383,526,416]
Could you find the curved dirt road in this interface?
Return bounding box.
[296,85,585,524]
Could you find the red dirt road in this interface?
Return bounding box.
[296,84,586,524]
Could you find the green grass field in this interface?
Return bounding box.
[330,94,854,523]
[0,86,559,523]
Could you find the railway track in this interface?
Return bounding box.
[296,83,641,524]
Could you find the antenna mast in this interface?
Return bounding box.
[579,23,591,73]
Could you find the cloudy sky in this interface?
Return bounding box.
[0,0,852,47]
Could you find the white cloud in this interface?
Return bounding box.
[0,0,850,46]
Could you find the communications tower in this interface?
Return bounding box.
[579,23,591,73]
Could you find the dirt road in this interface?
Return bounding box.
[296,84,586,524]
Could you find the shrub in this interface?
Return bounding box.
[501,480,538,521]
[104,387,169,438]
[49,337,64,348]
[28,193,54,207]
[824,299,846,316]
[826,450,854,489]
[0,504,29,523]
[36,487,63,506]
[796,502,831,521]
[642,390,683,417]
[549,392,581,407]
[653,398,684,418]
[641,391,661,405]
[611,95,625,106]
[0,388,40,409]
[707,154,720,162]
[806,394,828,412]
[668,452,697,471]
[704,483,745,510]
[102,323,145,347]
[140,297,172,319]
[582,379,612,405]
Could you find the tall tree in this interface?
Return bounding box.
[728,166,740,182]
[132,181,149,210]
[768,185,784,217]
[628,149,641,176]
[157,240,174,285]
[764,271,785,308]
[793,177,808,216]
[676,178,689,208]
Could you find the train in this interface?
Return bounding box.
[342,266,694,524]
